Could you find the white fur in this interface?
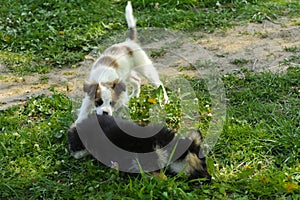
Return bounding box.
[128,71,141,98]
[169,153,193,175]
[76,96,95,124]
[125,1,136,28]
[72,149,90,159]
[75,2,168,125]
[97,86,113,115]
[155,147,169,168]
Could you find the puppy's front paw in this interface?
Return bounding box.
[72,149,90,159]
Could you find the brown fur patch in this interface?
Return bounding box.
[83,81,100,99]
[102,80,118,89]
[104,45,134,57]
[94,85,102,102]
[97,56,119,68]
[101,80,126,105]
[193,137,201,147]
[113,81,126,96]
[152,172,167,181]
[124,46,134,56]
[187,153,204,171]
[110,81,126,105]
[188,131,202,146]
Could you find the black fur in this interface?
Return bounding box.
[68,115,175,153]
[96,114,175,153]
[68,114,211,182]
[68,125,85,152]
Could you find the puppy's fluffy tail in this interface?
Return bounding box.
[125,1,137,41]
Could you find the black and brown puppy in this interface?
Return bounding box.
[68,114,211,183]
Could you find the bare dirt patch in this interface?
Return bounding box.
[0,17,299,110]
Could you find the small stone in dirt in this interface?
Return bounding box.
[60,78,68,83]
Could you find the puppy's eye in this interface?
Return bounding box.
[110,101,115,106]
[95,99,103,107]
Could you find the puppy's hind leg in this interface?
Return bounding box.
[128,71,141,98]
[136,62,169,103]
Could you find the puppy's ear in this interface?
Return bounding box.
[111,81,117,89]
[189,139,201,156]
[187,130,202,155]
[83,81,98,98]
[113,81,126,95]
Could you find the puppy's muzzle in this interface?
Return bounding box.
[96,107,112,116]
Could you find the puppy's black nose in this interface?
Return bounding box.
[102,111,109,115]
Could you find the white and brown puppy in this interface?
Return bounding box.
[68,114,211,183]
[76,2,168,124]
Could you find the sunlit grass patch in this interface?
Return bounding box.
[0,0,300,198]
[1,68,299,198]
[1,0,299,74]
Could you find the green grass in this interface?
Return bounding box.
[284,46,300,53]
[1,0,300,199]
[1,67,299,199]
[230,58,250,66]
[1,0,300,74]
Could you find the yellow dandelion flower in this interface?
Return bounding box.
[147,98,157,104]
[59,30,65,35]
[284,183,298,193]
[244,165,252,170]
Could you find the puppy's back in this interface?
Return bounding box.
[97,114,174,153]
